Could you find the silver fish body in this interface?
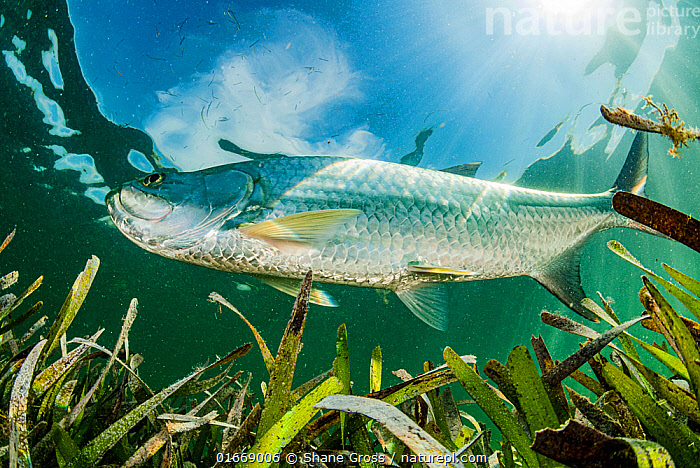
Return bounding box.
[106,133,652,329]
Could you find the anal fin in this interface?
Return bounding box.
[531,245,599,322]
[253,275,337,307]
[395,284,448,331]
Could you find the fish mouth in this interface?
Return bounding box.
[105,189,124,223]
[113,185,172,221]
[105,186,171,247]
[106,186,205,251]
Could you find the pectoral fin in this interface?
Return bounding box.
[253,275,338,307]
[395,285,448,331]
[239,209,361,250]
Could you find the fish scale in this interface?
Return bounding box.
[175,157,614,291]
[107,133,655,329]
[259,159,605,274]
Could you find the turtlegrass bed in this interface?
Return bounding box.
[0,227,699,467]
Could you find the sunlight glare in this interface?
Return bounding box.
[538,0,595,17]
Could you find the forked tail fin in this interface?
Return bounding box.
[611,132,667,237]
[531,132,652,322]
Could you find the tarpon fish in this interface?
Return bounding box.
[106,133,655,330]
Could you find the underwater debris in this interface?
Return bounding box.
[613,191,700,254]
[399,128,434,167]
[536,114,569,148]
[532,419,673,466]
[601,96,700,157]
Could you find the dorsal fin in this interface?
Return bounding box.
[440,162,482,177]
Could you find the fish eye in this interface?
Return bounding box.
[142,173,165,187]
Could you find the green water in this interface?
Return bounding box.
[1,0,699,401]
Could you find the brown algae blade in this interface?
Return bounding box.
[0,271,18,290]
[9,339,46,468]
[443,347,539,468]
[540,311,599,340]
[32,328,104,397]
[0,228,16,255]
[257,270,312,436]
[370,345,382,393]
[209,292,274,373]
[543,315,647,386]
[333,323,352,446]
[612,193,700,254]
[65,298,138,427]
[642,277,700,403]
[600,361,700,466]
[0,276,43,324]
[244,377,343,468]
[42,256,99,363]
[639,286,683,359]
[315,394,462,468]
[507,345,562,439]
[73,368,207,466]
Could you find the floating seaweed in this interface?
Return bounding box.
[612,191,700,254]
[601,96,700,157]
